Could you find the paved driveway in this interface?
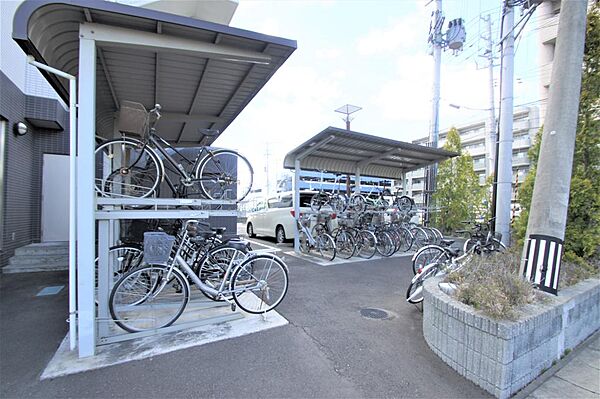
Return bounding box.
[0,239,489,398]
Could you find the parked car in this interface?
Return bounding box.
[246,191,315,243]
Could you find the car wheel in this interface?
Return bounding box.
[275,226,286,244]
[247,223,256,238]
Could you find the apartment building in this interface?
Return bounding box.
[406,106,540,208]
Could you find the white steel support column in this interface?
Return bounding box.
[496,3,515,246]
[293,159,301,252]
[77,35,97,357]
[355,167,361,193]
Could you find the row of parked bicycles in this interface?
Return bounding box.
[99,219,288,333]
[295,193,447,262]
[406,217,507,304]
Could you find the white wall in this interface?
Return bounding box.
[0,0,60,100]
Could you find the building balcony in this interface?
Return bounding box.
[540,62,553,89]
[465,145,486,157]
[409,168,425,179]
[512,156,530,167]
[539,13,559,45]
[473,160,486,171]
[513,136,531,149]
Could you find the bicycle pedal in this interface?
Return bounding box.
[231,303,236,312]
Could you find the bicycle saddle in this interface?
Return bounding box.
[221,238,251,252]
[212,227,227,235]
[440,239,455,246]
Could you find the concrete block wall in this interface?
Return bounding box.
[423,276,600,399]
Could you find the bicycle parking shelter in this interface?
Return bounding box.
[283,127,458,252]
[13,0,296,357]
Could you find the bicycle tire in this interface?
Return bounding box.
[109,264,189,333]
[397,226,414,252]
[406,264,439,304]
[348,194,367,212]
[299,231,311,254]
[463,238,477,254]
[197,246,248,301]
[395,195,415,213]
[334,230,356,259]
[231,254,289,314]
[330,193,348,213]
[411,226,429,249]
[356,230,377,259]
[317,233,336,261]
[195,149,253,201]
[412,245,450,275]
[95,244,143,287]
[95,138,162,199]
[375,231,395,257]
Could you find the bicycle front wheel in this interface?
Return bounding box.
[195,149,253,201]
[95,138,162,199]
[406,264,439,304]
[356,230,377,259]
[109,265,189,333]
[375,231,395,257]
[412,245,450,275]
[95,244,143,287]
[317,233,336,261]
[334,230,356,259]
[231,254,289,314]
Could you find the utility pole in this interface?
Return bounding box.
[264,142,270,195]
[482,14,497,179]
[521,0,587,294]
[335,104,362,195]
[495,0,515,246]
[424,0,443,223]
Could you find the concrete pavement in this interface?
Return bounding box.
[0,237,597,398]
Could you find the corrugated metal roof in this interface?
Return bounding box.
[12,0,296,145]
[283,127,458,180]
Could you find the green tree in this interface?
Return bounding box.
[514,4,600,263]
[433,128,489,233]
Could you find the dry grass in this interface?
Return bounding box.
[445,250,539,320]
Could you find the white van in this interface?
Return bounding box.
[246,191,316,243]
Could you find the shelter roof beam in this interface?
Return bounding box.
[295,135,336,162]
[79,23,272,64]
[357,147,399,168]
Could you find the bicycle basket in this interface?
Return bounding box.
[143,232,176,265]
[492,231,503,242]
[116,101,148,137]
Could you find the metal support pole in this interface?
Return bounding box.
[293,159,301,253]
[484,15,497,178]
[520,0,587,285]
[425,0,443,224]
[496,1,514,246]
[26,57,78,351]
[76,35,97,357]
[355,167,361,193]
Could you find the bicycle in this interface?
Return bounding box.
[406,239,479,304]
[95,101,253,201]
[297,214,336,261]
[109,220,288,333]
[458,217,506,254]
[310,173,347,213]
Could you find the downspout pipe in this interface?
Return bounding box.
[27,56,78,351]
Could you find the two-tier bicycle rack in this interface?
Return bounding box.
[95,197,242,345]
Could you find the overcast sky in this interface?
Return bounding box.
[209,0,542,193]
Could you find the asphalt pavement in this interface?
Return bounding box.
[0,237,596,398]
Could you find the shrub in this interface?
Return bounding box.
[445,250,539,320]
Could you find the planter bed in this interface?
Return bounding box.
[422,276,600,399]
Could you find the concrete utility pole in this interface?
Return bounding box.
[424,0,443,223]
[521,0,588,293]
[483,14,497,179]
[495,0,515,246]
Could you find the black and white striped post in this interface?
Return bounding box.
[522,234,564,295]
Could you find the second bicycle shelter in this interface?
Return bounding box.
[283,126,458,253]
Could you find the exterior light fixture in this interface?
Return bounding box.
[14,122,28,136]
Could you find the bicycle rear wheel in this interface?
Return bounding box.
[375,231,394,257]
[109,265,189,333]
[95,138,161,199]
[195,149,253,201]
[231,254,289,314]
[197,246,248,301]
[397,227,414,252]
